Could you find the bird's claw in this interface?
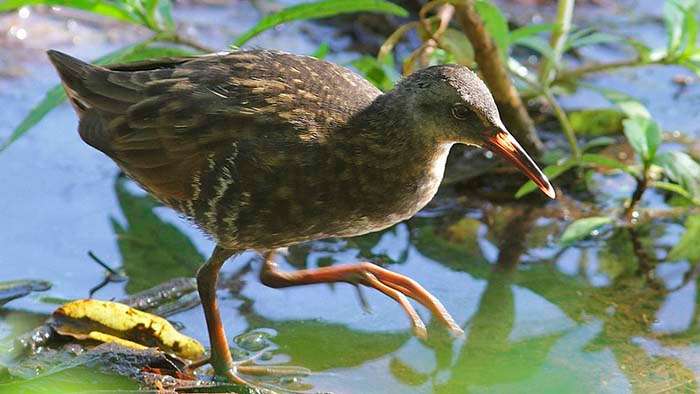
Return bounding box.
[353,263,463,339]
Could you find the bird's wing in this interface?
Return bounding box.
[49,50,381,200]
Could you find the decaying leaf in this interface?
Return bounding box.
[52,299,205,360]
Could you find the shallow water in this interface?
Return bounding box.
[1,1,700,393]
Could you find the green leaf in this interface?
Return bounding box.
[580,153,634,174]
[153,0,176,32]
[233,0,408,47]
[440,28,475,66]
[652,181,698,203]
[599,89,651,119]
[681,2,698,56]
[512,36,556,62]
[565,29,621,50]
[622,116,662,163]
[654,151,700,198]
[1,43,195,152]
[627,39,655,62]
[474,0,510,59]
[0,0,140,25]
[515,159,576,198]
[508,23,556,45]
[0,85,67,152]
[668,214,700,262]
[350,55,399,92]
[665,0,687,55]
[664,0,699,56]
[582,136,617,151]
[560,216,613,246]
[569,109,625,137]
[311,42,330,59]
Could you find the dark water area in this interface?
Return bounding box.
[1,1,700,393]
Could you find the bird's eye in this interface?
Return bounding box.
[451,103,474,120]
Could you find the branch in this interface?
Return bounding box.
[454,1,544,154]
[555,57,665,84]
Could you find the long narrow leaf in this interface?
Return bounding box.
[580,153,635,174]
[651,181,699,204]
[233,0,408,47]
[1,43,194,152]
[0,0,140,25]
[508,23,556,45]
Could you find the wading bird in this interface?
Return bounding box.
[48,49,554,386]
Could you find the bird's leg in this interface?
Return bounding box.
[259,251,464,338]
[196,246,247,384]
[194,246,311,388]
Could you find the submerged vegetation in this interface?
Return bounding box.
[2,0,700,392]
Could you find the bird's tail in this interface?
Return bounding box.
[47,50,123,153]
[46,50,102,116]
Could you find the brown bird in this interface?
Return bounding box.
[47,49,554,385]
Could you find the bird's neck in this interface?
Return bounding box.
[344,91,449,170]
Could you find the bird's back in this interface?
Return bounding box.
[48,49,384,247]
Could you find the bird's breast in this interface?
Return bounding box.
[335,142,453,237]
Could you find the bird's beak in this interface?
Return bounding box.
[484,129,556,199]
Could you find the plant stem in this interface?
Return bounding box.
[539,0,575,85]
[454,0,544,154]
[625,171,648,223]
[542,88,581,159]
[555,57,666,84]
[163,33,217,53]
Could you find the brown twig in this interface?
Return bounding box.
[403,4,455,74]
[454,1,543,155]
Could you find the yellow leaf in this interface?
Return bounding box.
[53,299,205,360]
[87,331,148,351]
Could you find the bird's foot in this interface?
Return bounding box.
[260,258,464,339]
[188,354,311,393]
[350,263,464,339]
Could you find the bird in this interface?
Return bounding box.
[47,48,555,385]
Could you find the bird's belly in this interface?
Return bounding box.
[301,143,451,240]
[333,175,443,237]
[180,141,451,250]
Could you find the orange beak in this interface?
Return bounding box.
[485,129,556,199]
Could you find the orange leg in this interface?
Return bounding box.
[196,246,247,384]
[259,251,463,338]
[196,246,310,387]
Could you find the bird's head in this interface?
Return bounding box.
[395,64,555,199]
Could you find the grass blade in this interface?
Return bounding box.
[232,0,408,47]
[1,43,194,152]
[0,0,139,25]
